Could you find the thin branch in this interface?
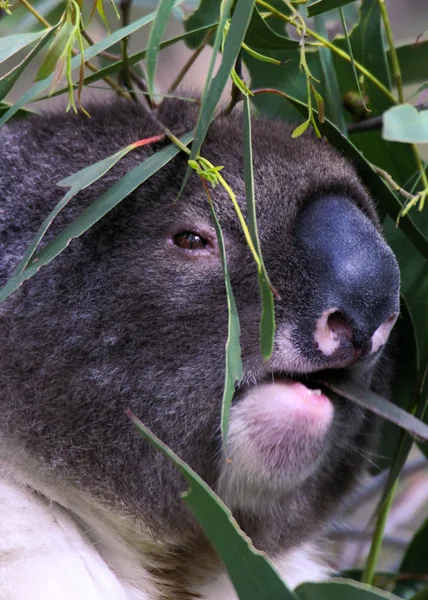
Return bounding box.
[19,0,131,101]
[120,0,136,101]
[377,0,404,104]
[225,50,243,116]
[168,28,214,94]
[19,0,50,27]
[255,0,396,104]
[348,101,428,133]
[81,28,151,103]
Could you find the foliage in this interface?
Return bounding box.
[0,0,428,598]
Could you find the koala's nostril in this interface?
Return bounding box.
[327,311,353,341]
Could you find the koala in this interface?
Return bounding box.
[0,98,400,600]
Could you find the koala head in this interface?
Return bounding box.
[0,99,399,560]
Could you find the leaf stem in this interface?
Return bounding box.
[255,0,396,104]
[20,0,131,101]
[19,0,50,27]
[376,0,403,103]
[168,28,213,94]
[361,480,398,585]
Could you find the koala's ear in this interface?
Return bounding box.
[294,196,400,360]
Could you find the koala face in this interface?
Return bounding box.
[0,99,399,565]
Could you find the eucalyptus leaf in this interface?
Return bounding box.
[0,30,48,64]
[244,6,299,51]
[208,198,243,443]
[0,133,193,303]
[307,0,356,18]
[51,23,218,96]
[320,378,428,442]
[297,579,402,600]
[400,518,428,576]
[0,27,56,101]
[35,21,74,83]
[243,95,275,360]
[146,0,178,99]
[393,40,428,85]
[0,5,180,126]
[383,104,428,144]
[11,143,138,278]
[127,411,297,600]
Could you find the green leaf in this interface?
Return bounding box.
[146,0,178,99]
[10,144,137,279]
[184,0,221,48]
[307,0,357,18]
[243,95,275,360]
[372,296,419,473]
[382,104,428,144]
[313,14,347,133]
[0,30,48,64]
[400,518,428,576]
[189,0,256,162]
[0,5,179,126]
[297,579,402,600]
[178,0,255,197]
[207,198,243,443]
[50,22,218,97]
[127,411,297,600]
[320,377,428,442]
[244,6,299,51]
[35,21,75,82]
[0,27,56,102]
[0,133,193,303]
[393,40,428,85]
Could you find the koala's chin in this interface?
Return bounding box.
[219,379,334,508]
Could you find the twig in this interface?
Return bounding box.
[377,0,404,104]
[361,480,398,585]
[81,28,151,105]
[255,0,396,104]
[168,28,214,94]
[372,166,417,202]
[120,0,136,101]
[19,0,131,101]
[347,102,428,133]
[225,50,243,116]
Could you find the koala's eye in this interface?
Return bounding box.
[174,232,208,251]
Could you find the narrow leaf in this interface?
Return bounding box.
[0,27,56,101]
[307,0,357,18]
[0,30,47,64]
[313,14,347,133]
[0,133,193,303]
[0,5,184,126]
[146,0,176,99]
[206,190,243,443]
[178,0,256,199]
[292,117,311,138]
[127,411,297,600]
[11,144,136,278]
[321,378,428,442]
[35,21,74,82]
[400,518,428,575]
[49,23,218,98]
[297,579,402,600]
[243,95,275,360]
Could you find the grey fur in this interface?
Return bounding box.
[0,98,399,597]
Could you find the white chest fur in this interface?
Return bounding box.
[0,476,326,600]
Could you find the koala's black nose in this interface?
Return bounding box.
[294,196,400,362]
